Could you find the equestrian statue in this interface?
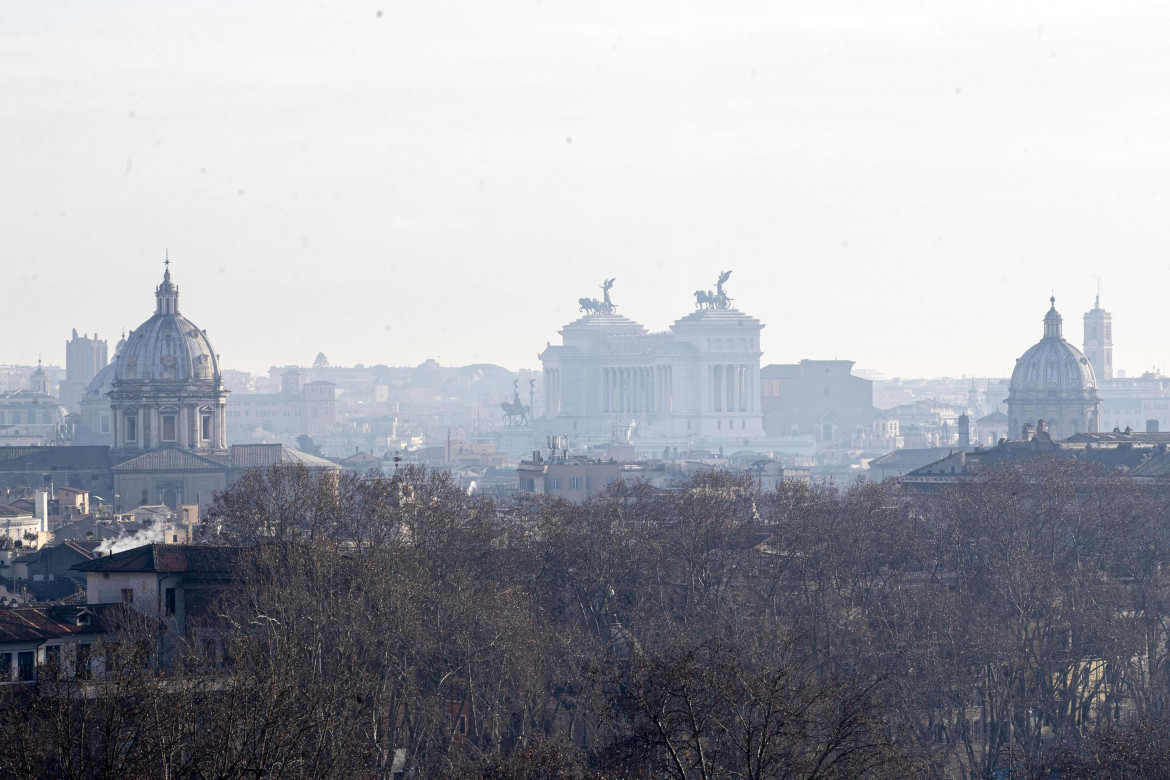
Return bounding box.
[500,380,531,426]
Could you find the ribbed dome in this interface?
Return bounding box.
[1009,298,1097,396]
[114,267,220,384]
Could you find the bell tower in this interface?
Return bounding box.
[1083,291,1113,381]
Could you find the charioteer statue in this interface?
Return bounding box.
[694,270,733,309]
[579,278,618,315]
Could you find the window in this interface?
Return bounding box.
[121,588,134,604]
[570,477,582,490]
[44,645,60,674]
[548,477,562,490]
[17,652,34,681]
[125,415,137,442]
[0,653,10,681]
[162,414,177,442]
[165,588,176,616]
[100,414,110,434]
[77,644,91,679]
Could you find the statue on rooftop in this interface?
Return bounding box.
[694,271,733,309]
[578,277,618,315]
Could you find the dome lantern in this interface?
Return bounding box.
[1043,296,1062,339]
[155,253,180,315]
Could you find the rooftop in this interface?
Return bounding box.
[112,447,227,472]
[0,605,109,643]
[73,544,240,574]
[230,443,339,471]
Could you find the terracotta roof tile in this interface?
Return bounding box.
[112,448,228,472]
[230,444,338,471]
[0,446,113,470]
[0,605,110,642]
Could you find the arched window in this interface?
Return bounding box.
[820,413,836,443]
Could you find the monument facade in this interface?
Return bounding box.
[539,274,767,452]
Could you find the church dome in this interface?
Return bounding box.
[1007,297,1100,441]
[114,266,221,384]
[1009,298,1097,396]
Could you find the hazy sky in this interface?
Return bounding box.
[5,1,1170,378]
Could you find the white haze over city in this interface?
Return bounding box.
[4,1,1170,378]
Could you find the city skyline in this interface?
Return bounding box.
[5,1,1170,376]
[6,264,1150,383]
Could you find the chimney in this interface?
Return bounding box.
[1037,419,1048,434]
[1147,419,1160,433]
[958,414,970,449]
[1022,423,1035,441]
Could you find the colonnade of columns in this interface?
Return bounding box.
[710,364,755,413]
[603,366,673,415]
[545,368,562,416]
[113,402,226,451]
